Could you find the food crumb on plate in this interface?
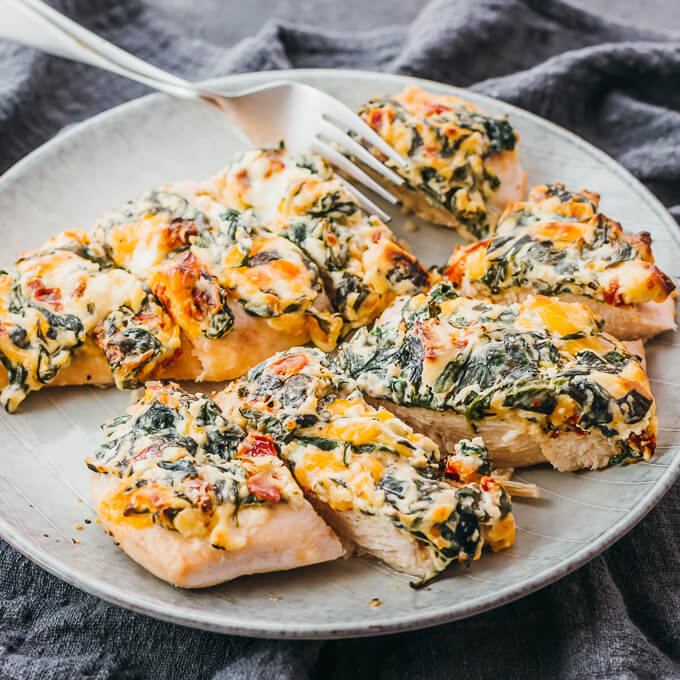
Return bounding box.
[370,598,382,607]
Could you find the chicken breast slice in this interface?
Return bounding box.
[339,288,658,472]
[455,279,676,342]
[369,399,617,471]
[355,86,527,240]
[446,183,676,341]
[91,473,343,588]
[214,348,516,582]
[86,382,343,587]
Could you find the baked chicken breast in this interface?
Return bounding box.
[356,86,527,240]
[215,348,515,582]
[1,149,431,412]
[209,147,432,330]
[92,180,343,380]
[0,231,180,412]
[446,183,676,340]
[339,285,657,471]
[86,382,343,587]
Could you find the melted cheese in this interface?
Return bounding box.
[212,148,431,330]
[0,231,180,411]
[95,178,345,351]
[221,347,515,575]
[88,382,298,549]
[341,286,657,465]
[149,250,231,341]
[517,295,598,337]
[357,86,521,240]
[446,183,676,307]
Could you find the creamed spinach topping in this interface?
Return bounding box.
[216,147,431,331]
[87,382,298,550]
[446,183,676,305]
[444,437,492,481]
[0,231,180,411]
[94,185,343,350]
[340,285,657,465]
[358,86,518,240]
[90,295,181,390]
[223,348,514,574]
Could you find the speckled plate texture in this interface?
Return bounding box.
[0,70,678,639]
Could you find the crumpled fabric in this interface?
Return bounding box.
[0,1,678,678]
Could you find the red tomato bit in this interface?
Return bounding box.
[247,473,281,502]
[269,353,309,375]
[27,279,63,311]
[237,432,278,459]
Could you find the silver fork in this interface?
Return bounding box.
[0,0,405,222]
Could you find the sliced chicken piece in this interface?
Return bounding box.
[306,496,513,580]
[91,473,343,588]
[51,342,114,387]
[86,382,343,587]
[485,148,529,217]
[368,398,617,471]
[166,297,313,383]
[621,339,646,370]
[1,146,433,411]
[209,147,432,331]
[215,348,515,582]
[445,183,676,341]
[0,231,180,412]
[452,286,676,342]
[93,186,343,378]
[568,295,676,342]
[339,287,658,472]
[356,86,527,240]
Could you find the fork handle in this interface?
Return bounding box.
[0,0,201,100]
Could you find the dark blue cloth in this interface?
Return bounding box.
[1,1,679,677]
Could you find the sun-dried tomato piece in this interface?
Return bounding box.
[480,476,497,492]
[247,473,281,502]
[425,103,451,115]
[269,353,309,376]
[237,433,277,459]
[27,279,63,311]
[165,218,199,251]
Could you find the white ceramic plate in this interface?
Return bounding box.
[0,69,678,639]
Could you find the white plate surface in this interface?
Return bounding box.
[0,69,678,639]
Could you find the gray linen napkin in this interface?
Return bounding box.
[0,1,679,678]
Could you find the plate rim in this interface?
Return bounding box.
[0,67,678,640]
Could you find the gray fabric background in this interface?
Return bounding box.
[1,1,679,678]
